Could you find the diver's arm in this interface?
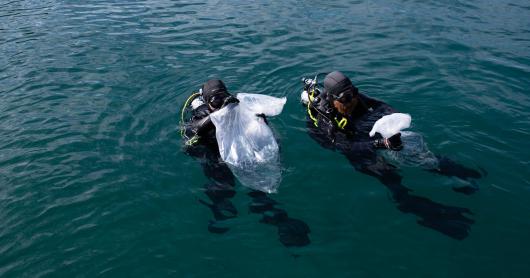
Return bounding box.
[341,140,377,154]
[191,115,215,137]
[186,96,239,142]
[317,121,402,152]
[193,95,239,134]
[184,104,214,145]
[373,133,403,151]
[256,113,269,125]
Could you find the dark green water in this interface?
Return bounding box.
[1,0,530,276]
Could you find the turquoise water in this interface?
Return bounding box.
[1,0,530,276]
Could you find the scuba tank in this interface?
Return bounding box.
[301,77,318,105]
[190,89,204,109]
[301,76,329,128]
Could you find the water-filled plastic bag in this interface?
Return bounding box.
[209,93,286,193]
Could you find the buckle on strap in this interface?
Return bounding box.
[335,117,347,129]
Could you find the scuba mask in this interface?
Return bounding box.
[201,79,228,108]
[332,89,355,104]
[208,93,226,109]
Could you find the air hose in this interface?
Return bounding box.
[180,92,201,138]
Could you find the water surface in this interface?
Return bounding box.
[1,0,529,277]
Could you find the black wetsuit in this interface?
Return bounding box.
[310,93,394,154]
[307,92,481,240]
[185,101,310,247]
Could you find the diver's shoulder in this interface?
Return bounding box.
[359,93,381,106]
[359,93,397,113]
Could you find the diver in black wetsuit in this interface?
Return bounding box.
[305,71,404,152]
[303,71,482,239]
[182,79,310,247]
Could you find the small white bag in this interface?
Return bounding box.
[369,113,411,138]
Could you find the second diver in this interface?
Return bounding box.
[301,71,483,240]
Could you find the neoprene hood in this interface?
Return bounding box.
[324,71,359,99]
[201,79,229,104]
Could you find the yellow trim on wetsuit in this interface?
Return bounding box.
[335,116,348,129]
[307,88,348,130]
[307,88,319,127]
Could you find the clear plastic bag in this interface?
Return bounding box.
[382,131,439,168]
[209,93,287,193]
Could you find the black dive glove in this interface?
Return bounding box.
[373,133,403,151]
[221,95,239,107]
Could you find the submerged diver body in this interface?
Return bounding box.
[182,79,310,247]
[302,71,482,239]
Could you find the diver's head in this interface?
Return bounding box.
[324,71,359,116]
[201,79,231,111]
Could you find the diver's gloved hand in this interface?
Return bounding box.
[388,133,403,150]
[373,133,403,151]
[221,95,239,108]
[185,135,200,146]
[255,113,269,125]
